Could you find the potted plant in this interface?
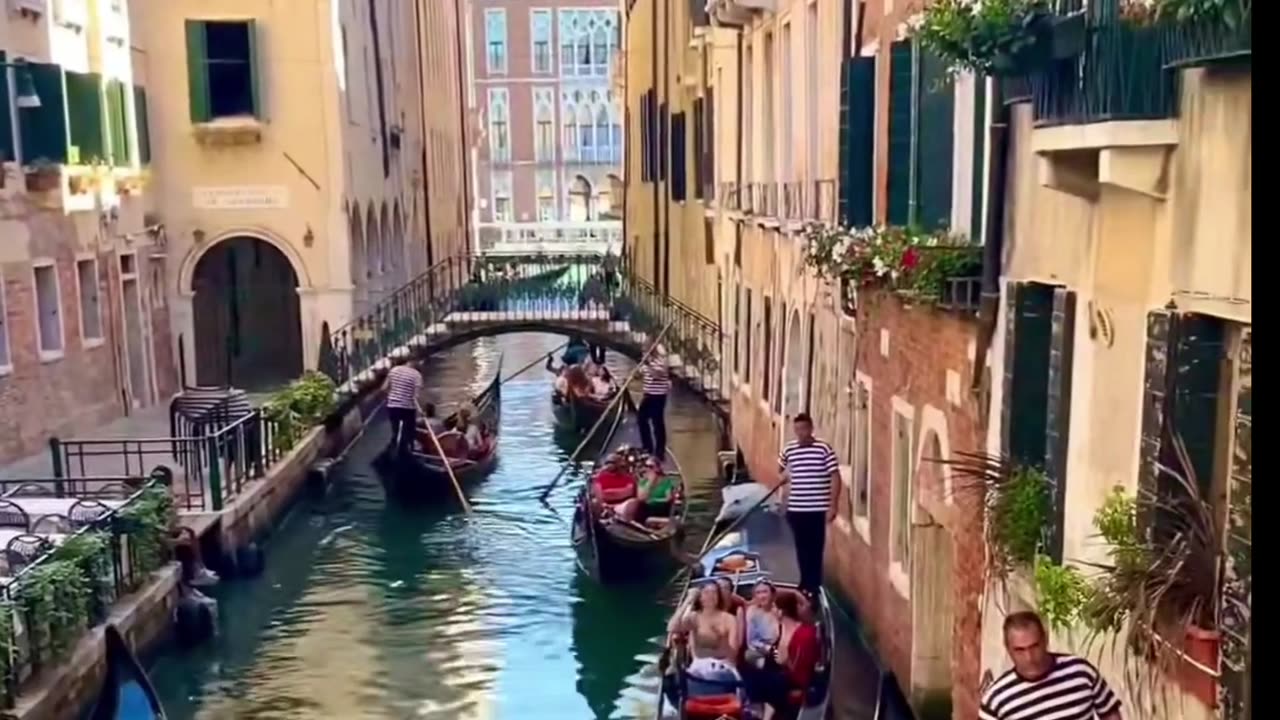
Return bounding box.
[24,159,61,193]
[1083,435,1223,709]
[915,0,1086,78]
[1157,0,1251,67]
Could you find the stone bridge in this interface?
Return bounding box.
[318,253,729,414]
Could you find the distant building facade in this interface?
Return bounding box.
[466,0,622,255]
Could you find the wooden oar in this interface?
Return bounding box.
[537,319,676,501]
[416,398,473,514]
[500,340,570,385]
[665,478,790,587]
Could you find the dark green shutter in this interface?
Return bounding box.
[1044,288,1076,563]
[1001,282,1054,468]
[1170,315,1225,497]
[845,57,875,227]
[886,41,913,226]
[671,111,687,201]
[65,70,105,165]
[838,58,851,223]
[19,63,68,165]
[916,49,954,231]
[185,20,211,123]
[0,52,12,163]
[246,19,262,118]
[134,85,151,165]
[106,79,130,166]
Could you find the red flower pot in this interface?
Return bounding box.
[1178,625,1220,708]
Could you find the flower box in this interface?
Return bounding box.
[24,167,60,193]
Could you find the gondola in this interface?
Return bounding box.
[654,505,836,720]
[89,624,167,720]
[571,394,688,583]
[374,358,503,503]
[552,388,613,433]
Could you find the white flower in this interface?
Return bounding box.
[873,257,889,277]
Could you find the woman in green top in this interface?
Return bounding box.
[617,456,671,524]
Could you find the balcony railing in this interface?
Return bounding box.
[718,182,740,211]
[477,221,623,256]
[781,179,838,223]
[1032,4,1176,127]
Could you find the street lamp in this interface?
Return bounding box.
[2,61,41,109]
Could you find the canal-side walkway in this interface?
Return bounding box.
[0,404,179,480]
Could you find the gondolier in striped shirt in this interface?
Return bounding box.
[981,611,1122,720]
[384,355,424,456]
[637,342,671,464]
[777,413,842,597]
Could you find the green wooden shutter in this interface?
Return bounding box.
[886,41,913,226]
[134,85,151,165]
[185,20,211,123]
[838,58,852,224]
[106,79,130,167]
[916,49,954,232]
[65,70,105,165]
[19,63,68,165]
[0,52,12,163]
[847,57,875,227]
[247,19,262,118]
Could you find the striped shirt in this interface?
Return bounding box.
[980,654,1121,720]
[385,365,423,410]
[778,439,838,512]
[641,356,671,396]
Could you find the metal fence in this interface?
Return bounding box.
[50,410,287,513]
[0,468,172,705]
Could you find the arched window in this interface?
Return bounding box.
[569,176,592,222]
[577,105,594,162]
[596,106,611,164]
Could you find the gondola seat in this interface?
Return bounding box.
[685,694,742,719]
[420,430,468,458]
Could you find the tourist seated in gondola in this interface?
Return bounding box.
[586,364,616,400]
[739,580,781,668]
[742,590,821,720]
[614,456,677,526]
[590,453,637,506]
[666,582,743,700]
[453,407,489,459]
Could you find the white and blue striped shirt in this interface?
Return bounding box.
[642,356,671,396]
[778,439,838,512]
[386,365,423,410]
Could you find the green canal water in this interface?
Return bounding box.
[148,333,884,720]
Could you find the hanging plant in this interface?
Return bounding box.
[936,451,1053,579]
[801,223,979,303]
[1034,554,1092,631]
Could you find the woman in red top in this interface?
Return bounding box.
[760,590,820,720]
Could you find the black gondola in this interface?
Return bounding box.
[571,395,688,583]
[552,388,613,432]
[374,359,503,503]
[88,624,166,720]
[654,507,836,720]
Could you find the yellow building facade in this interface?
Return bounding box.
[133,0,469,389]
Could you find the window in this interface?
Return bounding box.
[559,9,616,77]
[65,70,105,165]
[340,25,353,120]
[76,258,103,343]
[105,79,130,167]
[596,107,611,164]
[806,4,819,180]
[763,32,775,182]
[488,89,509,163]
[33,262,64,357]
[534,88,555,162]
[840,56,876,227]
[733,282,742,376]
[538,194,556,221]
[133,85,152,165]
[493,196,512,222]
[692,99,704,199]
[781,23,792,181]
[185,20,261,122]
[491,171,513,222]
[670,111,687,201]
[852,379,871,525]
[485,9,508,74]
[0,275,10,371]
[531,9,553,74]
[890,401,915,585]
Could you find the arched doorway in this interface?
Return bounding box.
[569,175,592,221]
[192,236,303,390]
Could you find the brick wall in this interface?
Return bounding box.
[733,289,987,719]
[0,248,123,465]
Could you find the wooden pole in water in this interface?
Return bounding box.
[416,397,472,514]
[537,319,675,501]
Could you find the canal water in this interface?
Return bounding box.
[148,333,884,720]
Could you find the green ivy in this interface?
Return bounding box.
[916,0,1052,77]
[1033,554,1091,631]
[118,486,175,581]
[52,533,113,622]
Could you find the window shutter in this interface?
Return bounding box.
[1170,314,1225,497]
[969,78,987,241]
[65,70,105,165]
[1002,282,1053,467]
[671,111,687,201]
[134,85,151,165]
[19,63,69,165]
[246,19,262,119]
[838,58,852,223]
[691,100,703,199]
[1044,288,1076,563]
[705,90,715,190]
[916,48,954,232]
[0,52,12,163]
[844,56,875,227]
[185,20,211,123]
[107,79,130,167]
[658,101,668,181]
[886,41,913,226]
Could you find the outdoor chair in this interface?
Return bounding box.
[31,514,73,534]
[0,500,30,531]
[68,499,113,527]
[4,482,55,498]
[5,534,52,573]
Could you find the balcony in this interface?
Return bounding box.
[476,221,623,257]
[704,0,773,26]
[1028,3,1182,200]
[781,179,838,226]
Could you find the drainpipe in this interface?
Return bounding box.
[971,78,1009,394]
[414,0,434,268]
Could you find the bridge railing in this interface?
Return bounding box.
[612,271,727,402]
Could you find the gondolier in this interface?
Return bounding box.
[385,355,423,456]
[638,343,670,464]
[777,413,842,598]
